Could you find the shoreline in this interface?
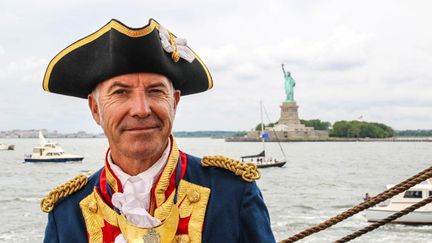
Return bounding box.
[224,137,432,142]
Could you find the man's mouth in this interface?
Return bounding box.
[124,126,160,132]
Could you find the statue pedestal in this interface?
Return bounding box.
[273,102,311,132]
[278,102,301,125]
[245,101,329,141]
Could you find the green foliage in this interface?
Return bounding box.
[330,121,394,138]
[255,122,276,131]
[396,130,432,137]
[232,131,247,137]
[173,131,245,138]
[300,119,331,130]
[255,123,264,131]
[256,119,331,131]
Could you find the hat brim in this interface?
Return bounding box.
[43,19,213,98]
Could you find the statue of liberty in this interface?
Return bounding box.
[281,64,295,102]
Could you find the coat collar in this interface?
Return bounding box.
[99,135,184,210]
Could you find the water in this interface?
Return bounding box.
[1,138,432,242]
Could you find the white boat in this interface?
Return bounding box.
[241,101,287,169]
[365,180,432,224]
[0,143,14,150]
[24,131,84,163]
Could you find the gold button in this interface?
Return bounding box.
[88,201,98,213]
[188,190,200,203]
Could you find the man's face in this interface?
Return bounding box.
[88,73,180,162]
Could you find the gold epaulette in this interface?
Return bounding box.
[40,174,88,213]
[201,155,261,182]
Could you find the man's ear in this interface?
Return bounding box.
[173,90,181,112]
[88,93,101,125]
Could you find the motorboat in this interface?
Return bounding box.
[24,131,84,163]
[0,143,14,150]
[365,179,432,224]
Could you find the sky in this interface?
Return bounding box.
[0,0,431,133]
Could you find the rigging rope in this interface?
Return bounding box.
[280,166,432,243]
[335,195,432,242]
[261,103,287,160]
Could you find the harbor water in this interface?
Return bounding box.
[1,137,432,242]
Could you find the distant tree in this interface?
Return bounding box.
[255,122,276,131]
[347,123,360,137]
[267,122,276,127]
[330,120,394,138]
[330,121,349,137]
[232,131,247,137]
[173,131,245,138]
[300,119,331,130]
[396,130,432,137]
[255,123,264,131]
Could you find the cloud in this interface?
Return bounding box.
[201,44,240,72]
[254,26,374,72]
[201,25,375,88]
[0,57,47,83]
[1,0,432,132]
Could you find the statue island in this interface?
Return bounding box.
[242,64,329,141]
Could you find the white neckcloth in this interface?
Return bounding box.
[110,139,171,229]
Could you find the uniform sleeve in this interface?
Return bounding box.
[239,181,276,243]
[43,212,59,243]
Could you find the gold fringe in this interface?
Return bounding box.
[154,138,180,207]
[201,156,260,182]
[41,174,88,213]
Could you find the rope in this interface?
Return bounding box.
[335,195,432,243]
[262,103,287,160]
[201,155,261,182]
[40,174,88,213]
[280,166,432,243]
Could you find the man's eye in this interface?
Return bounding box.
[149,89,164,94]
[113,89,127,95]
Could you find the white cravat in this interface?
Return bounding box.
[109,139,171,230]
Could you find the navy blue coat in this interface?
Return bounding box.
[44,154,275,243]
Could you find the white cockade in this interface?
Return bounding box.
[159,26,195,63]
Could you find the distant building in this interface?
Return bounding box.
[0,129,104,138]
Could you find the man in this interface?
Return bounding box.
[41,18,275,243]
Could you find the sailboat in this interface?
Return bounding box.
[241,101,287,169]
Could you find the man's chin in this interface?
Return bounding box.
[120,140,167,159]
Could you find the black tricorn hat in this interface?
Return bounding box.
[42,19,213,98]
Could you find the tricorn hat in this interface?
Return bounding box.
[42,19,213,98]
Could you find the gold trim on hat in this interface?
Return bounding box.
[43,19,213,94]
[43,19,158,92]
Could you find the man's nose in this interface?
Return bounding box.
[129,92,151,118]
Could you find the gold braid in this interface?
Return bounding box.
[169,33,180,63]
[201,155,261,182]
[40,174,88,213]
